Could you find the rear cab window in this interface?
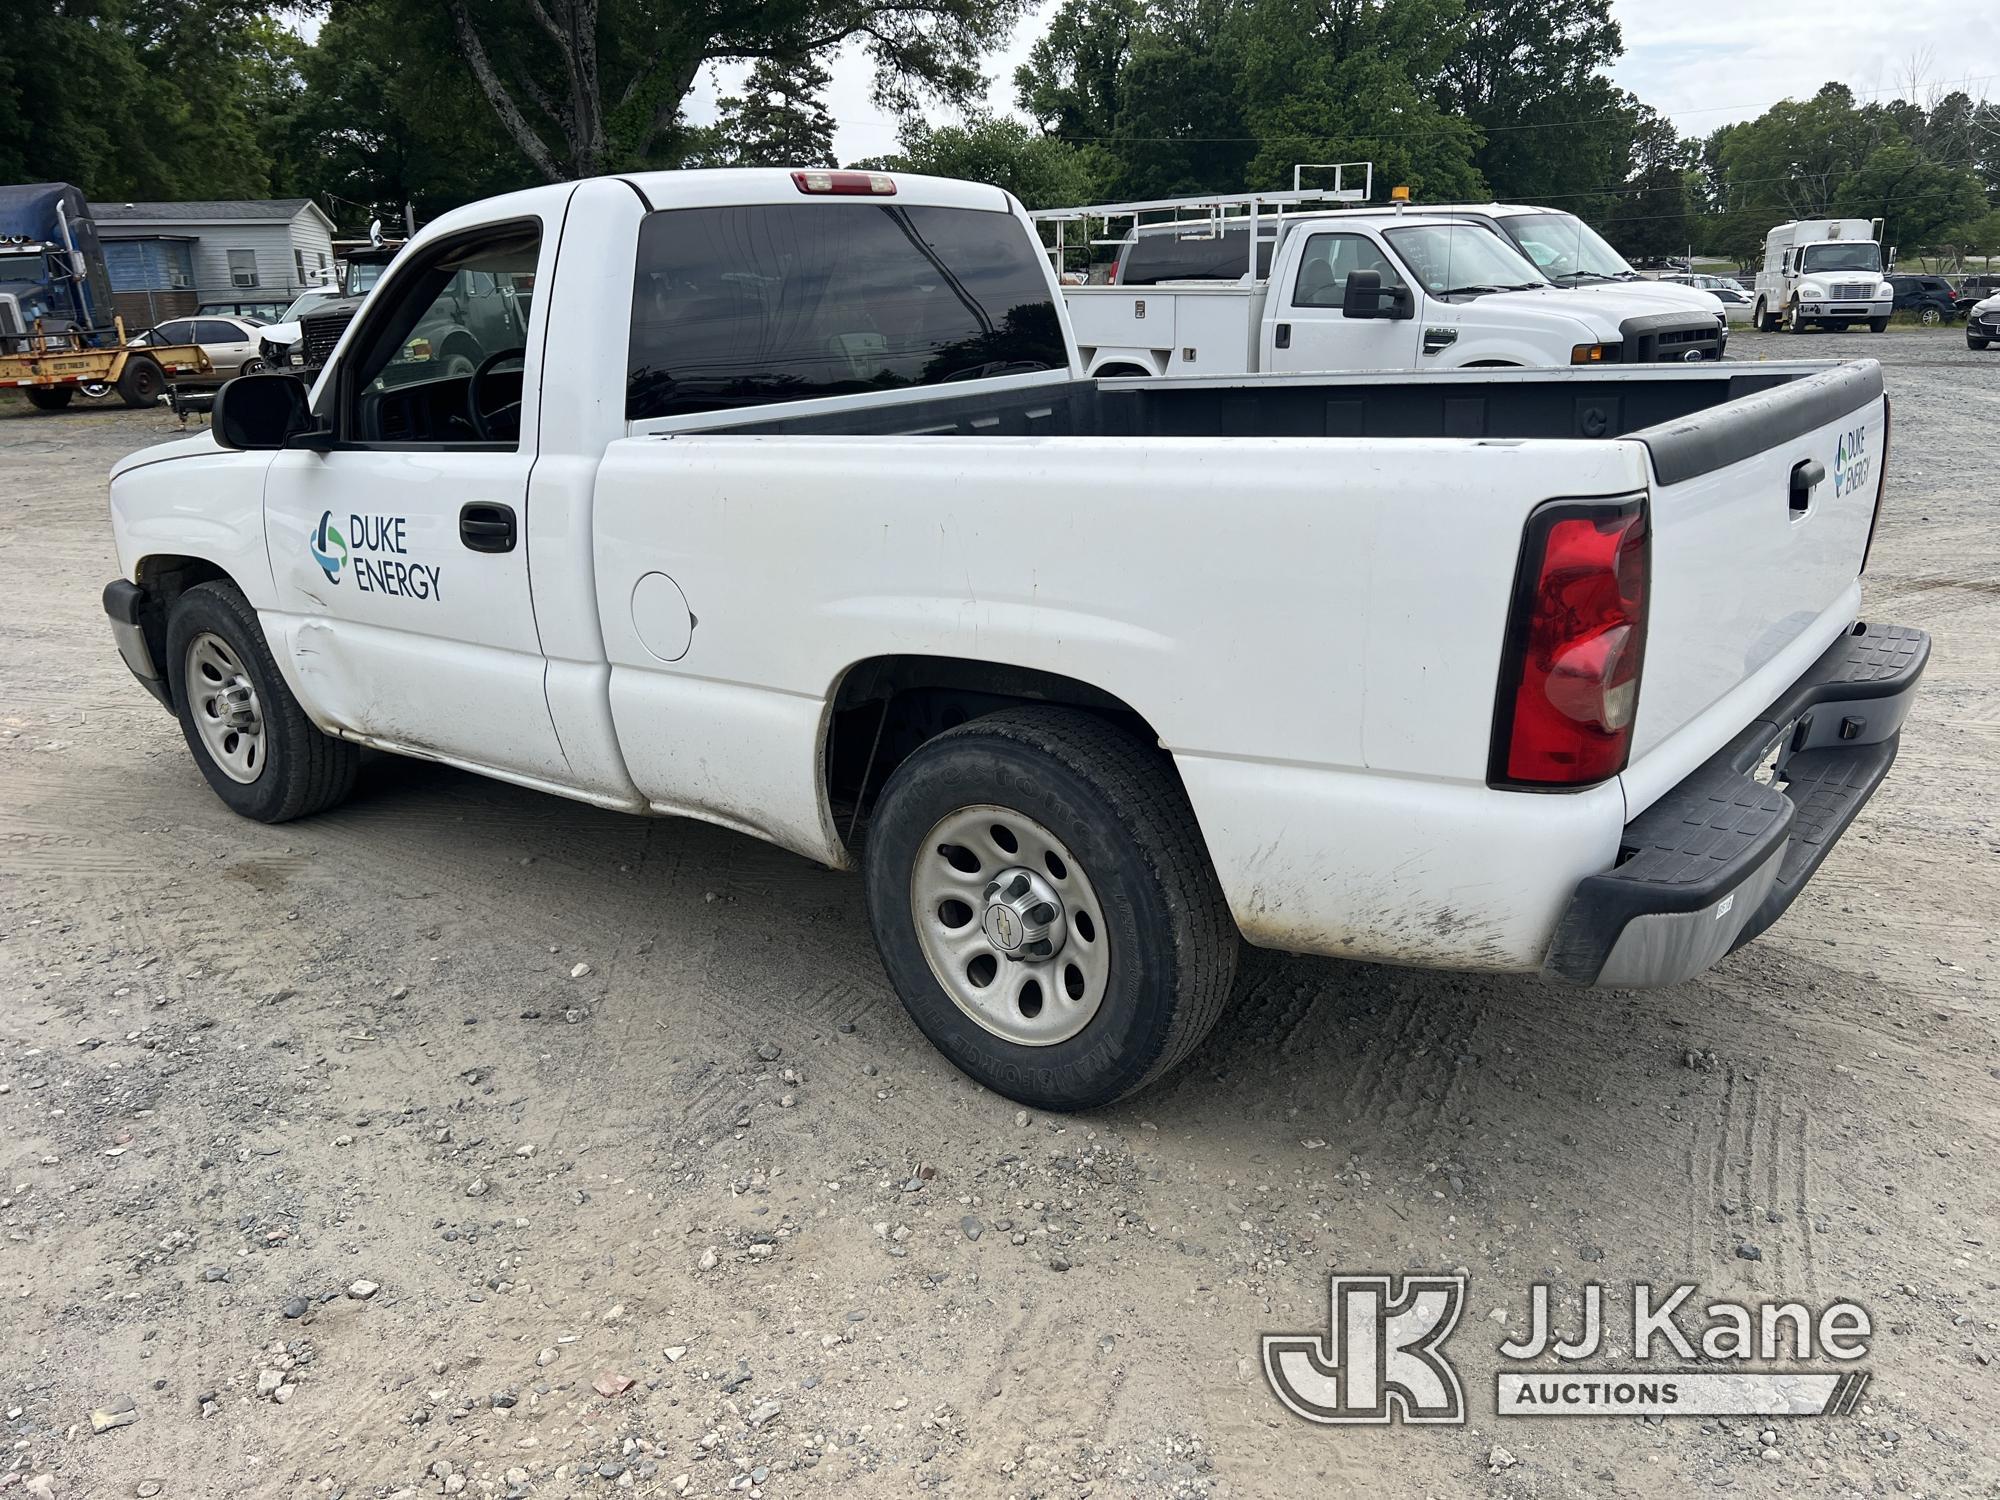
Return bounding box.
[626,202,1066,423]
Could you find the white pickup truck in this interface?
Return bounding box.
[103,168,1927,1111]
[1052,204,1726,378]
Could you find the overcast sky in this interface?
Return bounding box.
[683,0,2000,169]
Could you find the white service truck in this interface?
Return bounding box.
[1039,195,1727,379]
[103,168,1927,1111]
[1752,219,1895,333]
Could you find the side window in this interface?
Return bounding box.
[155,319,192,344]
[1291,233,1402,307]
[228,249,258,287]
[626,202,1066,422]
[337,221,541,448]
[195,319,241,344]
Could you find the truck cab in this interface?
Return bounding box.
[1753,219,1895,333]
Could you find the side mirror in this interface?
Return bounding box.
[1342,270,1413,320]
[213,372,322,451]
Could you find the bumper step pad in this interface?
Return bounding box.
[1544,621,1928,987]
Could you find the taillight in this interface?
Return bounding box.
[791,170,896,196]
[1489,497,1650,788]
[1861,397,1890,573]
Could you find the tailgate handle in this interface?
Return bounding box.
[1790,458,1825,513]
[459,502,517,553]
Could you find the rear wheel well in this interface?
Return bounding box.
[1092,361,1155,379]
[822,655,1180,854]
[131,556,237,707]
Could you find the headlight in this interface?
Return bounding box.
[1795,282,1826,299]
[1876,283,1894,299]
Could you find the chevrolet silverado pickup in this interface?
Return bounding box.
[102,168,1927,1111]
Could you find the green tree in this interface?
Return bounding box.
[713,56,838,167]
[0,0,299,198]
[439,0,1029,181]
[1437,0,1628,215]
[1236,0,1485,201]
[1013,0,1144,143]
[853,114,1108,208]
[1835,141,1988,254]
[1601,102,1694,258]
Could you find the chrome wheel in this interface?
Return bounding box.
[1919,305,1942,326]
[909,804,1110,1046]
[184,631,266,785]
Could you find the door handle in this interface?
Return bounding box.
[1789,458,1825,513]
[459,501,516,553]
[1274,322,1291,349]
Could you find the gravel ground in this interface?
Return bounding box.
[2,335,1997,1500]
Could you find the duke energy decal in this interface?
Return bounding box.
[1833,426,1872,499]
[309,509,443,600]
[310,510,348,583]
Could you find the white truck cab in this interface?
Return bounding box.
[1041,195,1726,378]
[1311,202,1732,336]
[1752,219,1894,333]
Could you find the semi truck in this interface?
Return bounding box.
[1752,219,1895,333]
[0,181,209,409]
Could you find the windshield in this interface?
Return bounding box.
[1801,243,1882,274]
[344,260,388,297]
[280,290,334,322]
[1383,223,1549,297]
[0,250,48,281]
[1504,213,1636,282]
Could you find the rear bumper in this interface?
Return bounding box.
[104,579,172,709]
[1543,621,1928,986]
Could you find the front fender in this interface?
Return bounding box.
[111,440,280,608]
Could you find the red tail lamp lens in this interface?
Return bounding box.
[1491,499,1650,788]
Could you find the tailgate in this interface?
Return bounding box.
[1623,361,1885,795]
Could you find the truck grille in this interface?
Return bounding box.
[300,308,356,369]
[1616,313,1725,363]
[1831,282,1873,300]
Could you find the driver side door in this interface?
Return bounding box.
[1268,231,1425,371]
[263,215,570,782]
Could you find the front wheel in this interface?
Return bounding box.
[1972,336,1992,351]
[1786,300,1808,334]
[863,707,1236,1111]
[1870,318,1891,333]
[165,580,359,822]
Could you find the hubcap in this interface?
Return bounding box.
[185,632,267,785]
[910,804,1110,1047]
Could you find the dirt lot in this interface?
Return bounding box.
[3,330,1997,1500]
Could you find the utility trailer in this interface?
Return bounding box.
[1,321,210,411]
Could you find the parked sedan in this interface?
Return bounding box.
[1969,294,1999,350]
[131,315,268,377]
[1886,274,1960,325]
[1661,272,1755,320]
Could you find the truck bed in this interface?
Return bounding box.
[704,360,1878,475]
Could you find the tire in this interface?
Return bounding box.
[165,580,359,823]
[239,358,267,375]
[116,353,166,408]
[1972,337,1991,351]
[1919,305,1943,326]
[24,386,74,411]
[1785,299,1808,334]
[863,706,1236,1111]
[1754,299,1778,333]
[1870,318,1890,333]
